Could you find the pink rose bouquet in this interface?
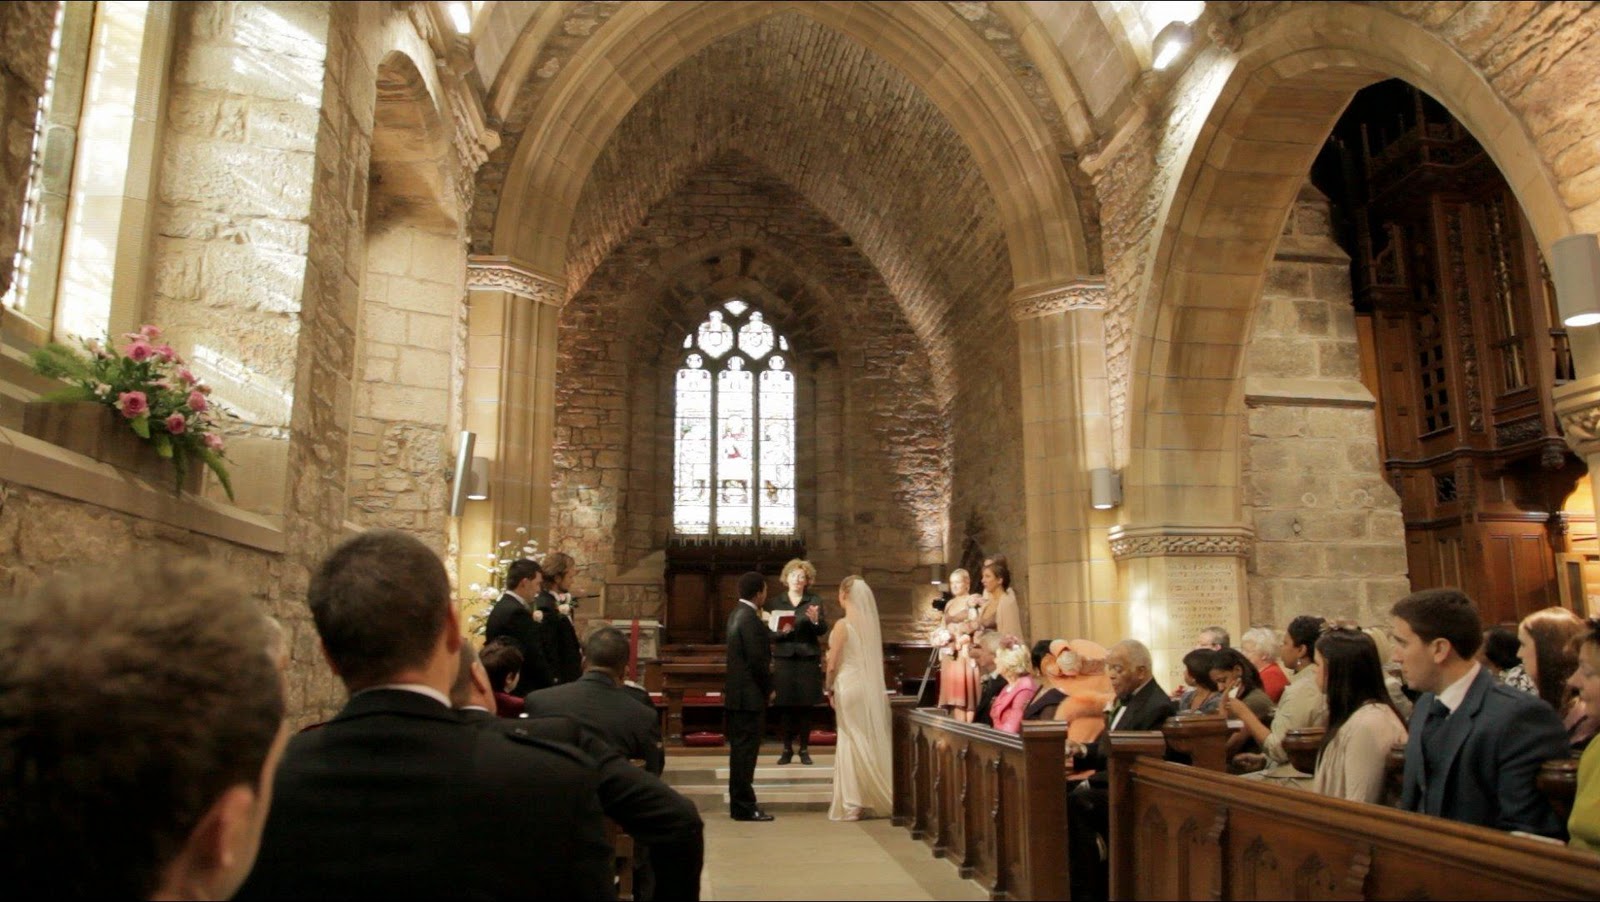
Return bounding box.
[30,325,234,499]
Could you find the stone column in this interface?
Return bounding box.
[1109,527,1253,691]
[465,255,564,555]
[1011,279,1119,643]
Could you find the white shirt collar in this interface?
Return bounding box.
[359,683,452,709]
[460,705,491,714]
[738,598,760,611]
[506,589,527,606]
[1436,662,1481,714]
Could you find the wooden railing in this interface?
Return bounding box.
[1106,731,1600,900]
[891,704,1068,900]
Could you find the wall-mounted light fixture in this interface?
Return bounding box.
[466,457,490,501]
[1552,233,1600,328]
[1152,21,1194,71]
[1091,467,1123,510]
[449,431,477,516]
[929,563,947,586]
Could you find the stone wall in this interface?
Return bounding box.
[1241,187,1410,629]
[553,156,949,619]
[0,1,57,297]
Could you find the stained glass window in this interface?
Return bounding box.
[674,300,796,536]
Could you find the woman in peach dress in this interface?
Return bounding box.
[935,568,982,721]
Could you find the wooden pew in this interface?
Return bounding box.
[1106,732,1600,900]
[892,705,1069,900]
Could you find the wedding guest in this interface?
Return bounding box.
[1177,649,1223,714]
[1241,626,1289,703]
[1230,614,1327,787]
[1519,607,1597,749]
[237,530,615,899]
[524,626,666,775]
[1481,626,1524,679]
[0,557,288,900]
[1363,626,1413,720]
[1392,588,1567,837]
[978,555,1023,640]
[1309,626,1407,804]
[1024,639,1066,720]
[766,558,827,765]
[1566,617,1600,853]
[1196,626,1230,650]
[537,551,584,684]
[480,637,526,717]
[1211,647,1275,722]
[970,631,1005,728]
[485,558,555,694]
[936,567,982,721]
[1048,639,1116,744]
[989,636,1039,733]
[1065,640,1175,902]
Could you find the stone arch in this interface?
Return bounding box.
[1125,3,1581,529]
[345,49,468,549]
[488,0,1090,295]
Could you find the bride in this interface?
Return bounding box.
[824,575,894,821]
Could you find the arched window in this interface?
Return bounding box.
[674,299,795,536]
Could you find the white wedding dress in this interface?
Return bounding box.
[829,579,894,820]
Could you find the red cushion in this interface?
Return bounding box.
[807,729,838,746]
[683,731,726,747]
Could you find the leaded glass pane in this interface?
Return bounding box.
[716,360,754,535]
[759,363,795,534]
[673,366,712,534]
[682,334,692,348]
[724,299,748,316]
[779,336,788,351]
[697,311,733,358]
[738,311,774,360]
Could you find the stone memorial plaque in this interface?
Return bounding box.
[1160,557,1242,686]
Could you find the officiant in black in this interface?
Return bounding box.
[766,558,827,765]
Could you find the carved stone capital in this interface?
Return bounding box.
[1108,526,1254,561]
[1008,278,1107,321]
[466,256,564,306]
[1554,375,1600,458]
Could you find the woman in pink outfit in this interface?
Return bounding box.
[988,636,1038,734]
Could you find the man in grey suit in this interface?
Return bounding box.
[523,626,665,775]
[725,571,774,822]
[1391,588,1568,837]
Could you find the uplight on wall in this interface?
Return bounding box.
[929,563,947,586]
[1091,467,1123,510]
[1152,20,1194,70]
[467,457,490,501]
[1552,233,1600,328]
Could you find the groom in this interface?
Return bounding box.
[726,571,774,822]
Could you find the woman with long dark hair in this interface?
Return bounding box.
[1210,647,1275,722]
[1308,626,1407,803]
[1177,649,1222,714]
[1519,607,1596,749]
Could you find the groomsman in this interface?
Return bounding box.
[484,559,555,694]
[725,572,774,821]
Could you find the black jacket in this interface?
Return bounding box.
[485,591,555,694]
[767,592,826,658]
[523,671,666,774]
[235,689,615,900]
[535,590,584,683]
[972,673,1004,727]
[724,601,772,712]
[1077,677,1176,786]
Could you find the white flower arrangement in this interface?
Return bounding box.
[464,526,539,636]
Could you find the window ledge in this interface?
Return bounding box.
[0,425,286,553]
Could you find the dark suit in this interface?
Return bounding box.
[463,709,703,901]
[485,591,555,694]
[235,689,614,900]
[524,670,666,775]
[1023,686,1065,721]
[972,673,1004,727]
[535,590,584,684]
[1400,666,1568,837]
[1067,678,1176,902]
[725,600,772,817]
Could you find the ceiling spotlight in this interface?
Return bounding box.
[447,2,472,35]
[1152,21,1193,71]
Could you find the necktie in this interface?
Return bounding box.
[1419,698,1451,802]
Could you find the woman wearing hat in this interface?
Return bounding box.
[1048,639,1116,745]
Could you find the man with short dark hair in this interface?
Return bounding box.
[1391,587,1567,837]
[0,557,288,899]
[726,571,774,821]
[454,645,705,901]
[524,626,665,774]
[237,530,615,900]
[486,557,556,694]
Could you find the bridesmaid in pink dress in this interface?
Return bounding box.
[936,568,983,721]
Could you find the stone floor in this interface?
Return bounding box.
[698,809,987,900]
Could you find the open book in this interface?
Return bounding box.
[766,610,795,632]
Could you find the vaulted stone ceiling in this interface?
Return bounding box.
[562,12,1013,383]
